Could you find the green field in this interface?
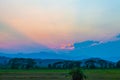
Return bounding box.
[0,69,120,80]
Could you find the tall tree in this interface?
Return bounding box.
[116,60,120,68]
[8,58,36,69]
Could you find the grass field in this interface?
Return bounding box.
[0,69,120,80]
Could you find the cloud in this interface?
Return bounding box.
[0,22,33,46]
[116,34,120,39]
[0,22,52,53]
[71,34,120,59]
[74,41,99,49]
[60,43,74,50]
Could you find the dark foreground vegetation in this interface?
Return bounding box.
[0,69,120,80]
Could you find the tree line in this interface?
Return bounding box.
[46,59,120,69]
[0,57,120,69]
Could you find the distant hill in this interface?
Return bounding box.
[0,52,70,59]
[0,34,120,62]
[0,56,10,66]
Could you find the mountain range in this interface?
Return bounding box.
[0,34,120,62]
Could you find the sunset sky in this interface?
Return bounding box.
[0,0,120,49]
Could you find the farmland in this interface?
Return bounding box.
[0,69,120,80]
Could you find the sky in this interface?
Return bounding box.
[0,0,120,49]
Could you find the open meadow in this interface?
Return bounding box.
[0,69,120,80]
